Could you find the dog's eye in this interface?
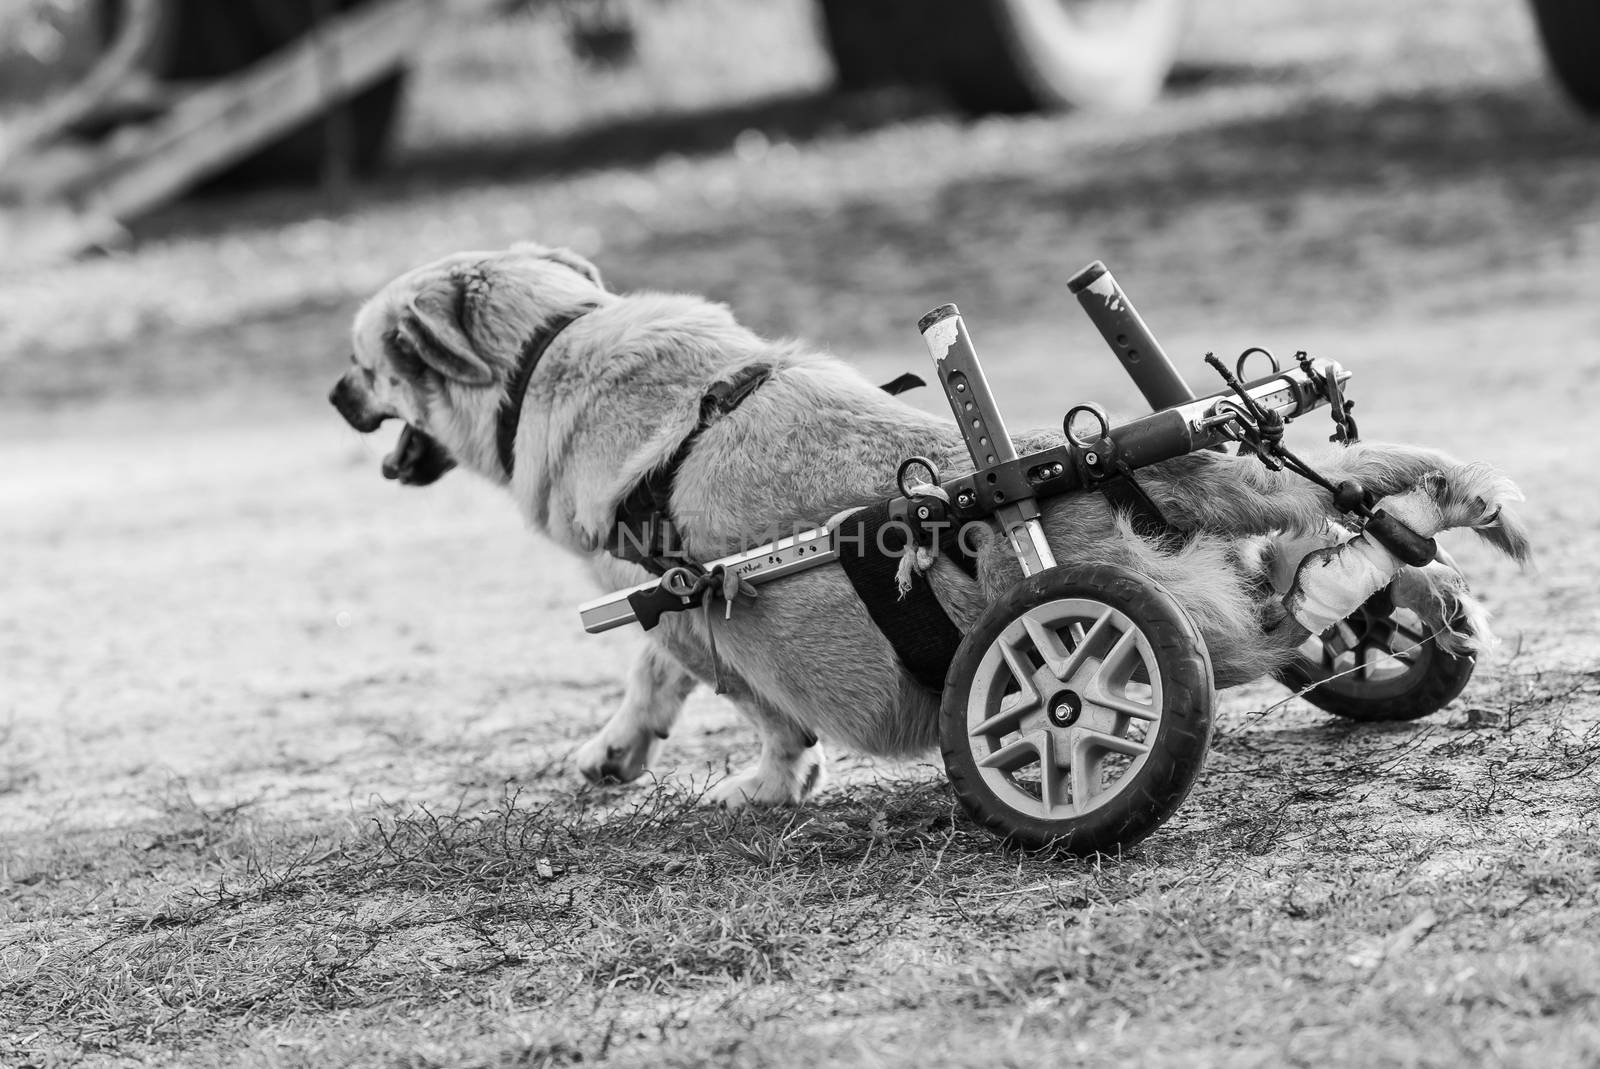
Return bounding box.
[362,366,377,388]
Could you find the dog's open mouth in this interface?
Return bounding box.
[382,424,457,486]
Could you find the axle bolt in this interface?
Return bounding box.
[1048,691,1083,727]
[1085,451,1100,466]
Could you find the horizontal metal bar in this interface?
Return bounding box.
[578,521,844,633]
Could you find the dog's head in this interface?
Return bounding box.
[329,243,606,484]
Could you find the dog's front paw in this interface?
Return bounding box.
[707,747,827,809]
[575,726,660,785]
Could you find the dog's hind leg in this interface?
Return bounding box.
[1311,446,1531,564]
[575,642,699,785]
[1151,443,1530,565]
[706,699,827,808]
[1101,526,1305,689]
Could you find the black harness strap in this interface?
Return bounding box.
[497,304,598,477]
[1099,465,1188,550]
[1099,474,1170,540]
[610,364,774,573]
[836,497,972,693]
[878,372,926,395]
[605,364,968,689]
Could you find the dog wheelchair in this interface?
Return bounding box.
[580,262,1476,854]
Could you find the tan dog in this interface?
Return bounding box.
[330,244,1529,807]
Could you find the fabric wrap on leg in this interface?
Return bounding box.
[1283,488,1446,635]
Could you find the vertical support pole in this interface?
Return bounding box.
[1068,260,1197,409]
[917,303,1057,576]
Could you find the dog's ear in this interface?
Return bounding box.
[397,275,495,386]
[540,245,606,290]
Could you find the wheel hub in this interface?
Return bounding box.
[1047,690,1083,727]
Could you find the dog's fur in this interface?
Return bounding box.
[331,244,1531,807]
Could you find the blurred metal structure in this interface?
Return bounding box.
[3,0,1592,265]
[0,0,436,264]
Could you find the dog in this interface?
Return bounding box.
[330,243,1530,807]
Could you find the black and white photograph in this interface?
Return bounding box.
[2,0,1597,1065]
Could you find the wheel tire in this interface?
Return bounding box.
[1275,586,1476,723]
[815,0,939,89]
[943,0,1188,112]
[106,0,407,186]
[1527,0,1600,115]
[941,563,1215,855]
[817,0,1185,112]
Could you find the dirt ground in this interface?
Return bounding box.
[2,1,1599,1066]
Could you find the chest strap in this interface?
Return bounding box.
[610,364,773,573]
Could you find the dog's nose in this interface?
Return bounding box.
[329,378,384,432]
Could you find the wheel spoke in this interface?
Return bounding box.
[1084,686,1160,722]
[1066,728,1152,810]
[1320,622,1345,652]
[970,641,1044,738]
[977,733,1044,774]
[1392,623,1429,651]
[1037,732,1066,812]
[1319,623,1355,668]
[1359,634,1413,673]
[1022,608,1111,683]
[1069,734,1098,810]
[1078,727,1152,758]
[1098,626,1141,677]
[978,730,1070,815]
[1079,629,1159,721]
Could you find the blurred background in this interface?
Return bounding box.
[1,0,1596,828]
[0,0,1596,414]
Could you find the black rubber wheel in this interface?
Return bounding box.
[105,0,407,186]
[941,563,1215,855]
[815,0,940,90]
[1527,0,1600,116]
[1275,585,1476,722]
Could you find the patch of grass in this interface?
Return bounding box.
[5,659,1596,1066]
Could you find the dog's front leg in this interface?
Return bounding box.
[707,700,827,809]
[575,642,698,784]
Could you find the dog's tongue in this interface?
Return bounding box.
[380,426,417,480]
[382,425,456,486]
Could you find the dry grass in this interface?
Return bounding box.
[5,665,1599,1066]
[3,0,1599,1064]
